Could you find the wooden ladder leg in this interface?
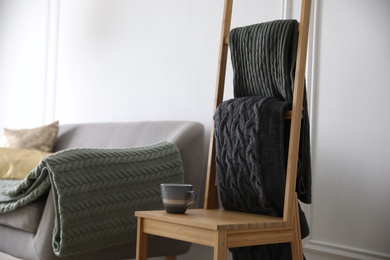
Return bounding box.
[136,217,148,260]
[204,0,233,210]
[213,231,228,260]
[291,193,304,260]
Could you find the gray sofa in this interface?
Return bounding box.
[0,121,205,260]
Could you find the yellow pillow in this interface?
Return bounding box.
[0,147,51,179]
[1,121,59,152]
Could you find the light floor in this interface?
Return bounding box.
[0,245,336,260]
[0,246,219,260]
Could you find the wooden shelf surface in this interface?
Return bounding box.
[135,209,287,231]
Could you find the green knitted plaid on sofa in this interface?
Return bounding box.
[0,141,183,256]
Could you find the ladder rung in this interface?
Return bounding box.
[224,37,229,44]
[285,110,292,119]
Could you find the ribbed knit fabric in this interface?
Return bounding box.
[214,19,312,260]
[0,142,183,256]
[229,19,312,204]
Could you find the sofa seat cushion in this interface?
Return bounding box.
[0,193,47,232]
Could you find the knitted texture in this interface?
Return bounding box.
[229,19,312,203]
[215,96,289,215]
[0,142,183,256]
[215,19,313,259]
[215,97,309,260]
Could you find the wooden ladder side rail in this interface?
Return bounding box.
[283,0,312,224]
[205,0,312,219]
[204,0,234,209]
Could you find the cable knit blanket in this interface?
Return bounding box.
[229,19,311,204]
[215,97,309,260]
[0,142,183,256]
[214,19,312,259]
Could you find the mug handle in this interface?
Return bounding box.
[185,190,197,207]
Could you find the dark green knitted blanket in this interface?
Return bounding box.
[229,19,311,204]
[216,19,312,260]
[0,142,183,256]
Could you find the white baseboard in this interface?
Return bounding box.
[304,240,390,260]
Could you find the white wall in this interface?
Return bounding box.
[303,1,390,259]
[0,0,48,128]
[0,0,389,259]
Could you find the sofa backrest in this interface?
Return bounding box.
[53,121,205,208]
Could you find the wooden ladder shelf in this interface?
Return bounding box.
[135,0,311,259]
